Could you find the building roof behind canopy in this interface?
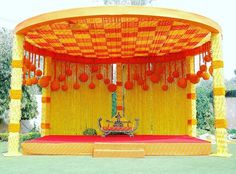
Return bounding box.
[15,6,221,62]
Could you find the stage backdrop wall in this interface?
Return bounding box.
[49,64,112,135]
[123,62,191,135]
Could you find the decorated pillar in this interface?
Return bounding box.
[186,56,197,137]
[211,33,231,157]
[116,63,123,115]
[5,34,24,156]
[41,56,52,136]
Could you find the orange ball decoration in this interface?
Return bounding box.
[61,84,68,91]
[150,74,161,83]
[204,55,212,62]
[137,78,144,86]
[146,70,153,76]
[79,73,88,82]
[202,72,210,80]
[189,74,200,84]
[51,80,60,91]
[200,65,207,72]
[58,74,66,82]
[177,78,187,89]
[24,59,31,69]
[197,70,203,78]
[172,71,180,78]
[133,73,139,81]
[25,79,32,86]
[167,76,174,83]
[91,65,99,73]
[30,64,36,71]
[162,84,168,91]
[89,82,96,89]
[31,77,38,85]
[142,84,149,91]
[38,77,49,88]
[104,78,110,85]
[73,83,80,90]
[125,81,134,90]
[35,69,42,77]
[65,68,72,76]
[96,73,103,80]
[209,66,213,76]
[108,84,117,92]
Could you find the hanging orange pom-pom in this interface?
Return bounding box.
[209,66,213,76]
[167,76,174,83]
[61,84,68,91]
[133,73,139,81]
[172,71,180,78]
[25,79,32,86]
[197,70,203,78]
[189,74,200,84]
[91,65,99,73]
[65,68,72,76]
[89,82,96,89]
[150,74,161,83]
[24,59,31,69]
[146,70,153,76]
[51,80,60,91]
[137,78,144,86]
[58,74,66,82]
[73,83,80,90]
[96,73,103,80]
[162,84,168,91]
[156,66,164,74]
[108,84,117,92]
[79,73,88,82]
[30,64,36,71]
[35,69,42,77]
[38,76,50,88]
[204,55,212,62]
[104,78,110,85]
[200,65,207,72]
[125,81,134,90]
[31,77,38,85]
[142,84,149,91]
[202,72,210,80]
[177,78,187,89]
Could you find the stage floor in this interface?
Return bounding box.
[22,135,211,157]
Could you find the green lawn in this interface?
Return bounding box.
[0,142,236,174]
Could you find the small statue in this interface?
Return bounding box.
[113,112,123,127]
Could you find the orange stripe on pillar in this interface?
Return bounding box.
[117,106,123,110]
[212,60,224,69]
[11,60,23,68]
[8,123,20,133]
[213,87,225,96]
[187,119,197,125]
[215,119,227,128]
[10,90,22,99]
[42,97,51,103]
[116,82,122,86]
[41,123,50,129]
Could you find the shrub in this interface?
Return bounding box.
[0,132,41,142]
[83,128,97,135]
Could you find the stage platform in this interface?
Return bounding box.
[22,135,211,157]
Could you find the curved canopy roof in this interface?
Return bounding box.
[15,6,221,61]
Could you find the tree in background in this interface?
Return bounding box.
[103,0,153,5]
[0,27,38,124]
[196,80,215,134]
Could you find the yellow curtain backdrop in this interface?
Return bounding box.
[49,63,112,135]
[124,62,191,135]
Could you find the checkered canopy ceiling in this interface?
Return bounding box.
[25,16,210,60]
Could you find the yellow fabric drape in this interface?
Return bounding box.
[49,64,112,135]
[124,63,190,135]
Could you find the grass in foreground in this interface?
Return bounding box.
[0,142,236,174]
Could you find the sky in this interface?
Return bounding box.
[0,0,235,79]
